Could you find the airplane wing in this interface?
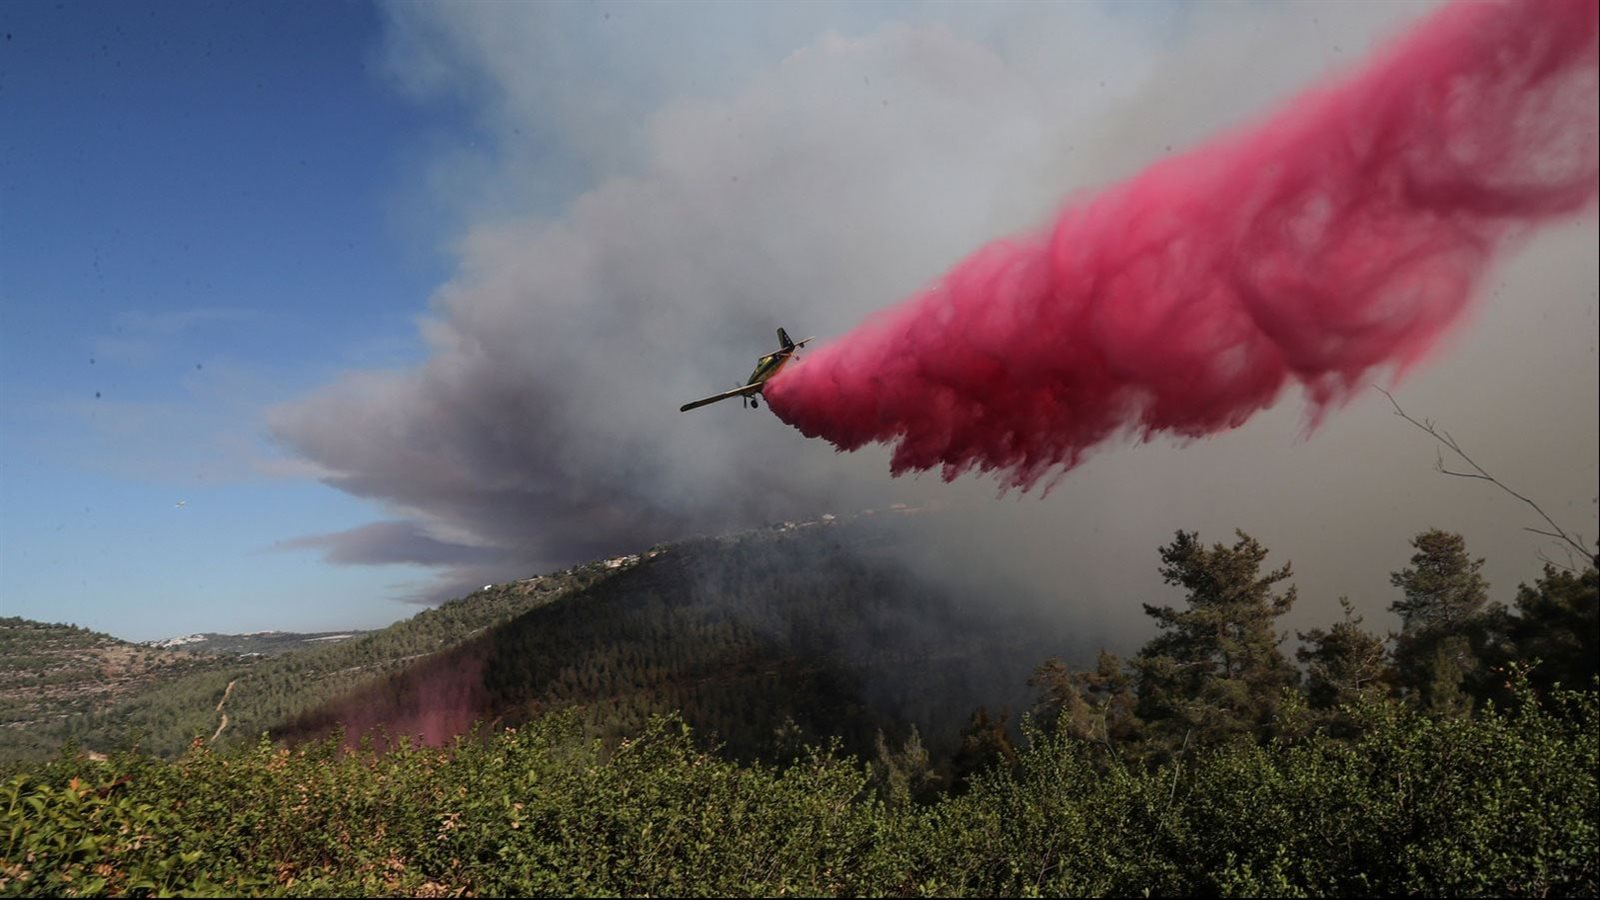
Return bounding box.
[679,383,761,412]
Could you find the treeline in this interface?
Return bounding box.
[1016,528,1598,776]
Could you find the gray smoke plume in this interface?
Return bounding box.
[270,0,1596,639]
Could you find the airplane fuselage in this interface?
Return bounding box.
[746,352,791,388]
[679,328,813,413]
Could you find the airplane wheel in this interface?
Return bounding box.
[751,400,760,409]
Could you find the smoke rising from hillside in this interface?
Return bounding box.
[270,2,1160,594]
[269,1,1597,629]
[766,0,1598,489]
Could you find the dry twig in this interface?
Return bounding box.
[1374,385,1593,568]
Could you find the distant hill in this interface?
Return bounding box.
[0,617,226,759]
[0,559,631,761]
[283,510,1093,765]
[142,630,371,657]
[1,621,385,760]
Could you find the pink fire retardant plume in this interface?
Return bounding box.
[765,0,1599,491]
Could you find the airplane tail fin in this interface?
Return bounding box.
[777,327,794,351]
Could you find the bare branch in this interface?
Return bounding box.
[1438,468,1495,482]
[1536,546,1581,574]
[1374,385,1591,564]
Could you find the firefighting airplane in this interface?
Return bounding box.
[680,328,812,412]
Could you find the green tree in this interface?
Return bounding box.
[1486,563,1599,697]
[1133,530,1298,752]
[1389,530,1490,632]
[1388,529,1495,715]
[949,707,1017,794]
[1297,598,1391,709]
[1296,598,1393,735]
[1029,650,1141,752]
[871,725,940,806]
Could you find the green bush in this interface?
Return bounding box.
[3,691,1594,897]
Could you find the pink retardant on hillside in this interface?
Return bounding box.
[765,0,1599,490]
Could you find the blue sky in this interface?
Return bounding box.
[1,1,460,638]
[2,1,1594,647]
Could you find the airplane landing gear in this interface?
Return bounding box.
[750,399,760,409]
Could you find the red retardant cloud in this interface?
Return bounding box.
[765,0,1598,491]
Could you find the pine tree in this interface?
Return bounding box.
[1389,530,1490,633]
[1487,563,1598,697]
[872,725,940,805]
[1028,650,1140,752]
[1296,598,1392,712]
[949,707,1017,793]
[1387,530,1494,715]
[1133,530,1298,751]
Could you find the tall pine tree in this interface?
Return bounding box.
[1388,529,1494,715]
[1133,530,1298,752]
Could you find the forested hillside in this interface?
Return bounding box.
[283,512,1083,766]
[0,619,225,760]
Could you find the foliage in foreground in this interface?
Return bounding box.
[4,683,1595,898]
